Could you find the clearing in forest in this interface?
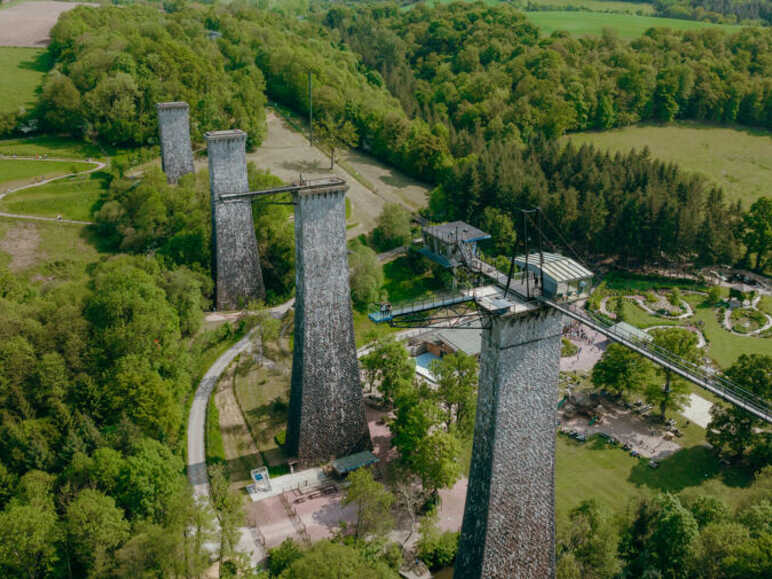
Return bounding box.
[0,47,50,114]
[0,216,100,281]
[567,122,772,207]
[526,11,743,38]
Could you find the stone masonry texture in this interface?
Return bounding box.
[286,184,370,463]
[206,130,265,310]
[456,305,563,579]
[157,102,194,184]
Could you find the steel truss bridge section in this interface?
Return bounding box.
[544,298,772,424]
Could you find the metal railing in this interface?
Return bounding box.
[368,289,477,323]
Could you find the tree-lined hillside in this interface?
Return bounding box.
[41,4,267,147]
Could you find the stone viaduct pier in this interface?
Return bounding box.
[157,102,194,184]
[206,129,265,310]
[455,302,563,579]
[286,178,370,463]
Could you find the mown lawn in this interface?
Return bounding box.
[527,11,743,39]
[0,47,50,114]
[555,434,755,524]
[0,136,108,160]
[685,295,771,369]
[0,159,93,187]
[0,170,106,221]
[568,122,772,207]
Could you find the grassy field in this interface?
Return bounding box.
[555,434,755,524]
[0,171,106,221]
[0,47,50,114]
[568,122,772,207]
[0,158,93,186]
[0,217,101,282]
[233,361,291,475]
[685,295,770,368]
[0,136,107,160]
[525,0,655,14]
[527,11,743,38]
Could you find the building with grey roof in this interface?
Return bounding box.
[513,252,593,300]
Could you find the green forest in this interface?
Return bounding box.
[0,0,770,576]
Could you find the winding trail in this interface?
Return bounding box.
[721,295,772,336]
[187,300,294,565]
[643,324,707,348]
[0,156,105,224]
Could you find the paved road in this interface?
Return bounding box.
[187,300,295,564]
[0,156,105,225]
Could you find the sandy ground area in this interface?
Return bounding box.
[681,393,713,428]
[559,403,681,460]
[560,325,608,372]
[0,221,40,270]
[0,1,95,47]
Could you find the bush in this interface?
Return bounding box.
[275,429,286,447]
[417,529,459,570]
[561,338,578,358]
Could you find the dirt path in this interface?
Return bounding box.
[247,110,430,238]
[245,111,383,238]
[0,1,96,47]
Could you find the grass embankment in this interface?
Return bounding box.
[233,356,292,477]
[568,122,772,207]
[0,47,50,114]
[555,434,755,524]
[527,11,743,38]
[0,171,106,221]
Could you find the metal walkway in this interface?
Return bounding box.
[543,298,772,424]
[368,292,475,323]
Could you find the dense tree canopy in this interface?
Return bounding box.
[0,257,212,577]
[42,4,267,147]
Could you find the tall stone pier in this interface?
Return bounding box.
[206,130,265,310]
[455,304,563,579]
[287,179,370,463]
[157,102,194,184]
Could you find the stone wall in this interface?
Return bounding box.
[456,305,562,579]
[286,183,370,462]
[206,130,265,310]
[157,102,194,184]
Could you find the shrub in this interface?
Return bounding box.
[418,530,459,570]
[275,429,286,447]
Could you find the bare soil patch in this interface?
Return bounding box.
[0,221,40,270]
[0,2,96,47]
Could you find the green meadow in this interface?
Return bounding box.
[0,47,50,115]
[527,10,744,38]
[568,122,772,207]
